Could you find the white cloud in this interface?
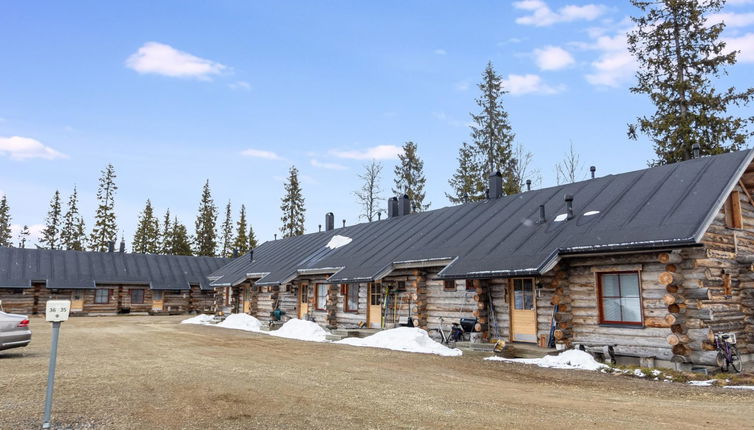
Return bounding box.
[0,136,68,161]
[454,80,470,91]
[708,12,754,27]
[330,145,403,160]
[728,0,754,5]
[724,33,754,63]
[579,28,637,87]
[310,159,348,170]
[10,224,45,246]
[434,49,447,55]
[533,46,575,70]
[228,80,251,90]
[514,1,607,27]
[502,74,565,95]
[240,148,283,160]
[125,42,227,80]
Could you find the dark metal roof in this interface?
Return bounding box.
[209,149,754,287]
[0,247,229,290]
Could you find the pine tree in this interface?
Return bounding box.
[248,225,258,250]
[447,143,482,204]
[628,0,754,165]
[170,217,193,256]
[132,199,160,254]
[160,209,172,254]
[219,201,234,257]
[280,166,306,238]
[468,61,519,196]
[40,190,63,249]
[354,160,385,221]
[18,225,30,248]
[60,187,87,251]
[194,180,218,256]
[89,164,118,252]
[0,194,12,247]
[392,141,429,212]
[233,204,249,254]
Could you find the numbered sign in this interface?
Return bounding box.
[45,300,71,322]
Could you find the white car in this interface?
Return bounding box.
[0,311,32,351]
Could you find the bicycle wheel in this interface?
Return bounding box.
[730,346,743,373]
[716,351,727,371]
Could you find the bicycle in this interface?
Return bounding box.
[714,333,742,373]
[431,317,464,348]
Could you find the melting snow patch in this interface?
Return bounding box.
[181,314,215,325]
[583,210,600,216]
[553,213,568,222]
[485,349,607,371]
[336,327,462,357]
[724,386,754,391]
[269,318,330,342]
[688,380,716,387]
[326,235,352,249]
[217,313,262,332]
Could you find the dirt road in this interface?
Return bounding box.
[1,315,753,429]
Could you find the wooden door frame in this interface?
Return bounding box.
[298,283,309,319]
[508,277,537,343]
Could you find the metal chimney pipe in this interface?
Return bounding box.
[325,213,335,231]
[249,250,254,262]
[108,241,115,253]
[526,179,532,191]
[342,219,346,228]
[590,166,596,179]
[488,171,503,199]
[692,143,701,159]
[119,240,125,253]
[388,197,399,218]
[232,248,239,258]
[565,194,574,220]
[398,194,411,216]
[538,205,546,224]
[318,225,321,232]
[377,212,382,221]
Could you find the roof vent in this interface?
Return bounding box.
[388,197,399,218]
[488,171,503,199]
[119,239,126,253]
[526,179,532,191]
[249,250,254,262]
[232,248,239,258]
[325,212,335,231]
[108,241,115,253]
[398,194,411,216]
[342,219,346,228]
[377,212,382,221]
[590,166,596,179]
[692,143,701,159]
[538,205,546,224]
[565,194,574,220]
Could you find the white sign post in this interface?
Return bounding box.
[42,300,70,429]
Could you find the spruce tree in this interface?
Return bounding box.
[219,201,234,257]
[233,204,249,254]
[0,194,12,247]
[280,166,306,238]
[89,164,118,252]
[354,160,385,221]
[248,225,258,250]
[392,141,429,212]
[468,61,518,196]
[447,143,482,204]
[170,217,193,256]
[132,199,160,254]
[60,187,87,251]
[194,180,218,256]
[160,209,172,254]
[18,225,30,248]
[40,190,62,249]
[628,0,754,165]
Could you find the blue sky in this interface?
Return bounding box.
[1,0,753,248]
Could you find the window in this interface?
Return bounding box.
[369,284,382,306]
[725,191,743,229]
[131,289,145,305]
[315,284,327,310]
[598,272,642,325]
[443,280,456,292]
[345,285,359,312]
[94,289,110,304]
[512,278,534,310]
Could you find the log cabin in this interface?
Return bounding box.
[210,149,754,368]
[0,247,228,316]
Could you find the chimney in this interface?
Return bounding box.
[108,241,115,253]
[488,171,503,199]
[388,197,399,218]
[249,250,254,262]
[590,166,596,179]
[232,248,239,258]
[377,212,382,221]
[342,219,346,228]
[565,194,574,220]
[119,239,126,253]
[318,225,321,232]
[692,143,701,159]
[538,205,546,224]
[274,234,277,240]
[398,194,411,216]
[325,212,335,231]
[526,179,532,191]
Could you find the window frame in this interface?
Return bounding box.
[344,284,359,313]
[443,280,456,292]
[511,277,536,311]
[596,271,644,327]
[130,289,145,305]
[94,288,110,304]
[315,284,327,311]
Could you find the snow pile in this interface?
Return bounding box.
[216,313,262,332]
[336,327,462,357]
[485,349,607,371]
[724,386,754,391]
[688,380,716,387]
[326,234,352,249]
[180,314,215,325]
[583,210,600,216]
[553,213,568,222]
[269,318,330,342]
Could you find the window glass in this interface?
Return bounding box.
[621,298,642,322]
[513,279,534,310]
[601,274,620,296]
[301,285,309,303]
[316,284,327,310]
[131,289,144,305]
[346,285,359,312]
[599,272,642,324]
[95,289,109,304]
[619,274,640,297]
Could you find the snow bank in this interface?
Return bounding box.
[336,327,462,357]
[485,349,607,371]
[180,314,215,325]
[326,234,352,249]
[217,313,262,332]
[269,318,330,342]
[724,385,754,391]
[688,380,716,387]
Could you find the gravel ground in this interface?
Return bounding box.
[2,315,753,429]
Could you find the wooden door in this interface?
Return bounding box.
[510,278,537,343]
[152,291,164,312]
[298,284,309,319]
[243,287,251,314]
[70,291,84,312]
[367,283,382,328]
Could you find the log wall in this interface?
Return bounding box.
[0,288,35,314]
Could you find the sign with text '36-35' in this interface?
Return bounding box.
[45,300,71,322]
